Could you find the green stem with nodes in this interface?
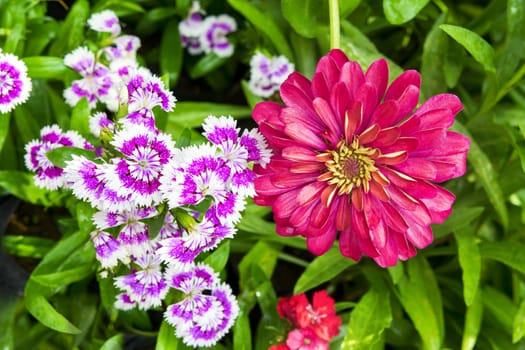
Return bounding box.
[329,0,341,49]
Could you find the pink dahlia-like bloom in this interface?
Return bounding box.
[253,49,470,267]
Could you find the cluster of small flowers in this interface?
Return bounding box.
[63,10,143,111]
[24,10,271,348]
[179,1,237,58]
[0,49,32,114]
[270,291,342,350]
[247,52,294,98]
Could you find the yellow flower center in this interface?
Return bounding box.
[318,139,378,195]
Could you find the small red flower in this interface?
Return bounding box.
[295,291,341,341]
[253,49,470,267]
[286,328,328,350]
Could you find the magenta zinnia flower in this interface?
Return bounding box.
[252,49,470,267]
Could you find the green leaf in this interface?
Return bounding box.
[1,235,55,259]
[294,247,356,294]
[100,333,123,350]
[167,102,251,129]
[233,313,252,350]
[461,289,483,350]
[432,206,484,239]
[70,98,91,137]
[281,0,326,38]
[454,226,481,306]
[0,112,10,153]
[45,146,95,169]
[479,241,525,274]
[342,287,392,349]
[189,53,230,79]
[228,0,293,59]
[383,0,430,24]
[49,0,90,56]
[156,321,181,350]
[203,241,230,272]
[238,241,279,286]
[452,122,509,229]
[0,170,65,207]
[421,13,448,98]
[2,0,26,54]
[160,21,183,86]
[23,57,69,80]
[31,265,95,288]
[440,24,496,73]
[482,286,517,331]
[514,298,525,343]
[24,293,81,334]
[0,298,18,350]
[396,255,443,350]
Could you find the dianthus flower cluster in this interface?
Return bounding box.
[270,291,342,350]
[63,10,143,111]
[247,52,294,98]
[179,1,237,58]
[0,49,32,114]
[24,10,271,348]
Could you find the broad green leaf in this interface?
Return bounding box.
[452,122,508,229]
[479,241,525,275]
[254,280,283,350]
[281,0,326,38]
[23,57,69,80]
[233,312,252,350]
[339,21,403,79]
[294,247,356,294]
[343,288,392,349]
[0,170,65,207]
[461,289,483,350]
[383,0,430,24]
[203,241,231,272]
[1,235,55,259]
[396,256,443,350]
[454,226,481,306]
[70,98,91,138]
[31,265,95,288]
[160,21,183,86]
[514,298,525,343]
[189,53,230,79]
[100,333,123,350]
[167,102,251,129]
[156,321,181,350]
[238,241,279,286]
[440,24,496,73]
[0,112,10,153]
[45,146,95,169]
[49,0,90,56]
[432,206,484,239]
[24,293,81,334]
[228,0,293,59]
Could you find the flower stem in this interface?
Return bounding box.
[329,0,341,49]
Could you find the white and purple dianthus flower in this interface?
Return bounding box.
[200,15,236,58]
[0,51,32,114]
[63,47,114,109]
[114,253,168,310]
[103,127,176,208]
[164,263,239,348]
[24,125,92,190]
[90,229,125,269]
[179,1,206,55]
[104,35,141,62]
[247,52,294,98]
[87,10,121,36]
[89,111,114,137]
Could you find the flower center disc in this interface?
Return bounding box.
[318,139,378,195]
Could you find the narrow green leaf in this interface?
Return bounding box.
[1,235,55,259]
[0,112,10,153]
[396,255,443,350]
[461,289,483,350]
[233,312,252,350]
[440,24,496,73]
[513,298,525,343]
[23,57,69,80]
[0,298,18,350]
[160,21,183,85]
[281,0,325,38]
[189,53,229,79]
[49,0,90,56]
[45,146,95,169]
[383,0,430,24]
[479,241,525,274]
[70,98,91,137]
[100,333,123,350]
[203,241,230,272]
[228,0,293,59]
[156,321,180,350]
[454,226,481,306]
[421,13,447,98]
[432,206,484,239]
[24,293,81,334]
[294,247,355,294]
[31,265,95,288]
[0,170,65,207]
[452,122,509,229]
[482,286,517,331]
[2,0,26,54]
[238,241,279,286]
[167,102,251,129]
[343,288,392,349]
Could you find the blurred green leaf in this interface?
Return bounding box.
[2,235,55,259]
[342,287,392,349]
[294,247,355,294]
[189,53,230,79]
[203,241,231,272]
[440,24,496,73]
[156,321,180,350]
[49,0,89,56]
[24,293,81,335]
[396,255,443,350]
[281,0,326,38]
[461,289,483,350]
[432,206,484,239]
[100,333,123,350]
[0,113,10,153]
[452,122,509,229]
[2,0,26,54]
[482,286,517,331]
[160,21,183,86]
[228,0,293,59]
[0,171,65,206]
[46,146,95,169]
[70,98,91,138]
[23,57,69,80]
[383,0,430,24]
[234,312,252,350]
[31,265,95,288]
[421,13,447,98]
[0,298,18,350]
[514,298,525,343]
[167,102,251,129]
[479,241,525,274]
[454,226,481,306]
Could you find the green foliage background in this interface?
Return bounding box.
[1,0,525,349]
